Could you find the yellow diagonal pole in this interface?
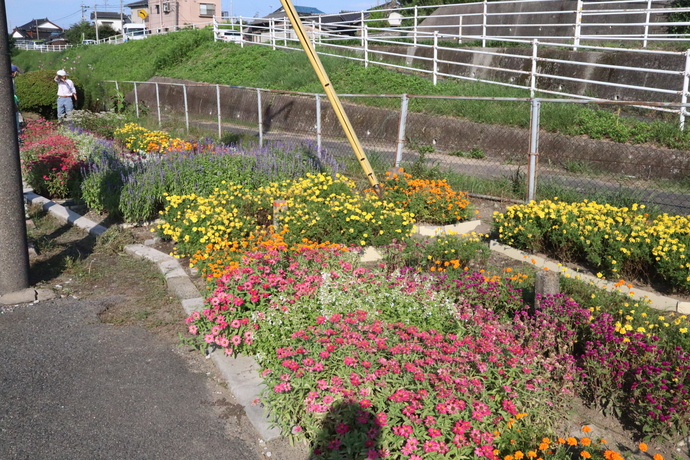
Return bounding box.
[278,0,382,194]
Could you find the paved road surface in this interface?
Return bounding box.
[0,297,261,460]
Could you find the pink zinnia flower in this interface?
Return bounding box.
[231,335,242,346]
[204,334,214,344]
[188,325,198,335]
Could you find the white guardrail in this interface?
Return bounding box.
[213,0,690,127]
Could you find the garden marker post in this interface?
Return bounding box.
[182,84,189,133]
[278,0,382,194]
[134,82,139,118]
[257,88,263,147]
[155,82,162,126]
[216,84,222,138]
[316,94,322,157]
[395,94,408,168]
[0,0,30,295]
[527,98,541,202]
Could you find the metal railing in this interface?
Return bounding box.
[104,79,690,215]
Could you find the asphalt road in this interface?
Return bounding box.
[0,298,261,460]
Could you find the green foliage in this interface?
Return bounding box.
[65,21,97,44]
[449,146,486,159]
[15,70,73,119]
[668,0,690,34]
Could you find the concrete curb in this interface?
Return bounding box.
[488,240,683,313]
[123,245,281,441]
[24,189,108,236]
[23,189,281,442]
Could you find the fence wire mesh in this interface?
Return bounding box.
[114,80,690,215]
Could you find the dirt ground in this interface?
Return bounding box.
[26,197,690,460]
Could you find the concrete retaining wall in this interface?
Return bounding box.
[128,77,690,180]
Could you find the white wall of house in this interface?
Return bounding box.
[147,0,220,31]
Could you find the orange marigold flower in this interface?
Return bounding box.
[581,438,592,446]
[541,438,550,444]
[639,443,648,452]
[653,454,664,460]
[504,456,514,460]
[567,437,578,446]
[603,450,615,460]
[582,426,592,433]
[557,438,567,444]
[581,452,592,459]
[527,451,537,458]
[514,451,525,460]
[538,443,549,451]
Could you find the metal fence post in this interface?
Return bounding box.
[681,50,690,130]
[413,6,418,46]
[316,94,322,158]
[527,98,541,202]
[182,84,189,133]
[257,88,263,146]
[573,0,583,50]
[318,16,322,45]
[395,94,409,168]
[433,31,439,85]
[458,15,463,43]
[115,81,119,94]
[134,82,139,118]
[216,84,222,138]
[530,39,538,97]
[239,17,244,48]
[270,18,276,50]
[364,26,369,68]
[213,16,218,41]
[155,82,161,126]
[311,21,316,48]
[643,0,652,48]
[482,0,487,48]
[359,11,364,48]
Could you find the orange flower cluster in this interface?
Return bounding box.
[189,229,349,279]
[373,170,472,224]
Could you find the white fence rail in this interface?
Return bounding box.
[213,0,690,127]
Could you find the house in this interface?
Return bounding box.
[90,11,129,33]
[245,5,326,43]
[144,0,221,33]
[124,0,149,25]
[11,18,64,43]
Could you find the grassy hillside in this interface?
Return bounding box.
[12,28,690,149]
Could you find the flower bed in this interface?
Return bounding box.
[182,242,687,459]
[492,199,690,292]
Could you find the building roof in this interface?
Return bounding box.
[91,11,128,20]
[293,6,325,15]
[15,18,62,32]
[124,0,148,8]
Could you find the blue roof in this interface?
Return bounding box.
[294,6,325,15]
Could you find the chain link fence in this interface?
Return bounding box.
[108,79,690,215]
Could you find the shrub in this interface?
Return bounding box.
[66,110,128,139]
[15,70,81,119]
[121,141,340,223]
[21,130,83,199]
[493,199,690,291]
[373,170,474,225]
[381,232,490,276]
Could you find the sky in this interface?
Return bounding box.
[6,0,380,31]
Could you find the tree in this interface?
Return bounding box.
[65,20,119,44]
[668,0,690,35]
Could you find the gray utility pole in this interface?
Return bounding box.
[81,3,91,21]
[0,0,30,295]
[94,4,99,41]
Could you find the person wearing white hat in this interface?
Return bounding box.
[54,69,77,119]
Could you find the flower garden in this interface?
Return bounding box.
[20,112,690,460]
